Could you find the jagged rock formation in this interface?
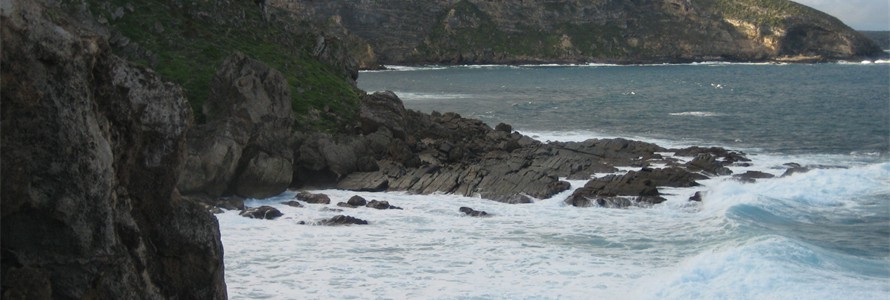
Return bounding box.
[293,91,745,206]
[1,1,226,298]
[178,52,295,199]
[271,0,883,65]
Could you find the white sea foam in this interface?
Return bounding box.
[219,162,890,299]
[388,91,476,101]
[668,111,723,117]
[639,236,890,300]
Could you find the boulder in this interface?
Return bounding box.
[359,91,409,139]
[1,4,225,298]
[366,200,402,210]
[239,206,284,220]
[347,195,368,206]
[459,207,490,217]
[295,192,332,204]
[319,215,369,225]
[282,200,304,208]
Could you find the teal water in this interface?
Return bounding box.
[359,63,889,156]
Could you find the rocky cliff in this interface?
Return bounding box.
[1,1,226,298]
[271,0,884,65]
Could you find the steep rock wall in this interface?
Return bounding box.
[1,2,226,298]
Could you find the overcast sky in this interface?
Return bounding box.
[792,0,889,30]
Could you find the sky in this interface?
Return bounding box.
[792,0,889,30]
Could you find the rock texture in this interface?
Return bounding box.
[1,2,225,298]
[290,91,745,208]
[178,52,295,199]
[271,0,883,65]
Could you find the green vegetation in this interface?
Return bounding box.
[416,0,634,62]
[708,0,818,27]
[74,0,360,131]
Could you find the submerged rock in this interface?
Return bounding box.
[282,200,304,208]
[296,191,332,204]
[319,215,369,225]
[366,200,402,210]
[459,207,490,217]
[733,171,776,183]
[240,206,284,220]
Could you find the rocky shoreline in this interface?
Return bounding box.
[1,1,854,298]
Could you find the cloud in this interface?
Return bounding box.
[792,0,889,30]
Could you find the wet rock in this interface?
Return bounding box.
[686,153,733,176]
[347,195,368,206]
[565,171,668,208]
[239,206,283,220]
[781,163,811,177]
[295,191,331,204]
[733,171,775,183]
[459,207,490,217]
[321,207,344,212]
[366,200,402,210]
[337,172,390,192]
[319,215,369,225]
[282,200,304,208]
[689,191,703,202]
[674,146,750,164]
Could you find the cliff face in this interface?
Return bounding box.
[1,1,226,298]
[272,0,884,65]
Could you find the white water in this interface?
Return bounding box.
[219,132,890,299]
[223,64,889,298]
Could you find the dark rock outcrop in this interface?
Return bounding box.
[282,200,305,208]
[689,191,704,202]
[319,215,369,225]
[295,191,332,204]
[459,207,491,217]
[178,52,295,199]
[565,171,667,208]
[733,171,776,183]
[289,91,746,207]
[686,153,734,176]
[1,2,226,298]
[336,195,368,208]
[239,206,284,220]
[366,200,402,210]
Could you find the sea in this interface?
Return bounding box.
[218,61,890,299]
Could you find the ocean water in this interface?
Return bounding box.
[218,62,890,299]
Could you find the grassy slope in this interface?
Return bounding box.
[78,0,360,131]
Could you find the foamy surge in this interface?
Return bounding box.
[218,137,889,299]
